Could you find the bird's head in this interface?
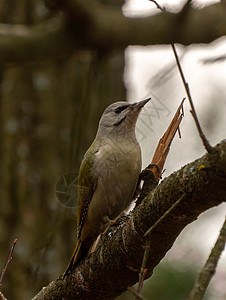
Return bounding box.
[96,98,150,138]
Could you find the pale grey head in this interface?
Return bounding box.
[96,98,151,138]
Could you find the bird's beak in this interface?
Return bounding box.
[132,97,151,109]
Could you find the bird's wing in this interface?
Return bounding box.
[76,148,98,238]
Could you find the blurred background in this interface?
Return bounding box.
[0,0,225,299]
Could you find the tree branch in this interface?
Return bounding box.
[32,140,226,300]
[0,18,78,66]
[0,1,226,65]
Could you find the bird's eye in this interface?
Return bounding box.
[114,105,129,114]
[114,107,122,114]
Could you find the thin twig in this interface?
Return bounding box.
[144,193,186,237]
[171,44,213,153]
[136,251,149,299]
[150,0,212,152]
[0,239,18,285]
[128,287,147,300]
[136,194,186,299]
[149,0,165,11]
[188,216,226,300]
[136,241,150,299]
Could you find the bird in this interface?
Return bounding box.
[64,98,150,276]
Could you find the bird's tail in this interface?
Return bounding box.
[63,238,85,278]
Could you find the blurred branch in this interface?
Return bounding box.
[147,49,187,89]
[0,19,78,66]
[32,140,226,299]
[188,216,226,300]
[0,239,17,286]
[201,55,226,64]
[0,1,226,65]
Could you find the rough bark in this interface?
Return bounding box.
[0,1,226,65]
[32,140,226,300]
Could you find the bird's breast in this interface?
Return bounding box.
[93,139,141,219]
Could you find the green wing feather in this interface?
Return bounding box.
[64,146,98,277]
[76,147,98,237]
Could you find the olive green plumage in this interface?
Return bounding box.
[64,98,150,276]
